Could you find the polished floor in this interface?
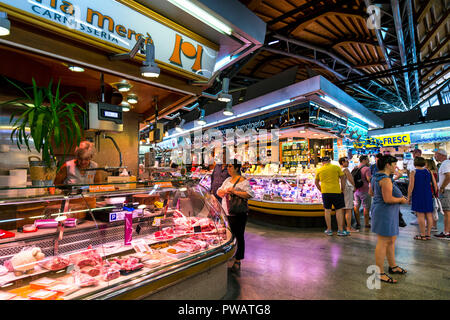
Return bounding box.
[223,206,450,300]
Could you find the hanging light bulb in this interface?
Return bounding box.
[116,82,131,92]
[175,118,185,132]
[197,108,206,126]
[121,102,130,112]
[68,65,85,72]
[127,94,138,104]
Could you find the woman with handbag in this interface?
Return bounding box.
[217,159,255,272]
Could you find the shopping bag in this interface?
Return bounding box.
[433,197,444,221]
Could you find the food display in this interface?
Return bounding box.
[245,173,322,204]
[0,181,232,300]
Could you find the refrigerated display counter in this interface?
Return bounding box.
[0,180,234,300]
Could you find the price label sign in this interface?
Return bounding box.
[152,217,162,227]
[193,225,202,233]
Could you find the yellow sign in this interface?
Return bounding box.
[369,134,411,147]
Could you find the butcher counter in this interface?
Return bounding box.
[0,180,235,300]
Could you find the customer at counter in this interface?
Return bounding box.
[210,156,230,202]
[54,141,101,185]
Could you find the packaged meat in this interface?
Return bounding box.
[162,247,189,259]
[39,256,70,271]
[142,259,161,268]
[69,245,103,268]
[10,247,45,275]
[113,257,144,275]
[81,266,101,277]
[101,268,120,282]
[77,274,99,287]
[29,277,59,290]
[28,289,58,300]
[0,265,8,276]
[34,219,58,228]
[22,224,37,233]
[46,283,78,296]
[0,291,16,300]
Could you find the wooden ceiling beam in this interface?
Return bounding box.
[267,0,326,26]
[419,10,449,49]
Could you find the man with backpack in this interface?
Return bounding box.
[352,155,372,229]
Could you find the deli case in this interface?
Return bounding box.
[0,180,234,300]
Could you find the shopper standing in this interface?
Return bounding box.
[217,159,255,272]
[425,159,439,232]
[370,153,383,176]
[371,155,408,284]
[353,155,372,229]
[315,157,348,236]
[210,157,230,203]
[339,157,358,232]
[434,149,450,240]
[407,157,437,240]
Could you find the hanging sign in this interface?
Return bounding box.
[0,0,219,79]
[367,133,411,147]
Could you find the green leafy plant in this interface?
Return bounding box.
[4,77,86,169]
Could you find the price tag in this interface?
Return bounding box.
[152,217,162,226]
[131,239,151,253]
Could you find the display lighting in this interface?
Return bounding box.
[175,118,186,132]
[197,108,207,126]
[140,40,160,78]
[318,95,379,128]
[68,65,85,72]
[121,102,130,112]
[223,101,234,116]
[167,0,232,35]
[127,95,138,104]
[218,78,232,103]
[0,12,10,36]
[116,82,131,92]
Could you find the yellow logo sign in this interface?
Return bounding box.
[368,134,411,147]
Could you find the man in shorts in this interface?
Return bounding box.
[434,149,450,240]
[315,157,348,236]
[353,155,372,229]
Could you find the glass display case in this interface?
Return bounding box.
[0,180,234,300]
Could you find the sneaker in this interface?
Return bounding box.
[337,230,349,236]
[355,224,361,230]
[324,230,333,236]
[431,227,438,232]
[433,232,450,240]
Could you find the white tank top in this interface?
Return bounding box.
[64,159,98,185]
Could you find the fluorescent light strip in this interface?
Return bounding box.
[167,0,232,35]
[319,95,378,128]
[214,55,232,72]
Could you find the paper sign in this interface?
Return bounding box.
[89,185,116,193]
[152,217,162,226]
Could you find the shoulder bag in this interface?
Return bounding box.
[228,177,248,216]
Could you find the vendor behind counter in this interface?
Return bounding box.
[54,141,101,185]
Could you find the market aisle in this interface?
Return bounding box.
[223,206,450,300]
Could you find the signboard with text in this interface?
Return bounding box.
[0,0,218,79]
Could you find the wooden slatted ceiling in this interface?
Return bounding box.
[238,0,396,95]
[414,0,449,92]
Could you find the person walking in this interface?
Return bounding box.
[425,159,439,232]
[315,157,348,236]
[353,155,372,229]
[339,157,359,232]
[434,149,450,240]
[371,155,409,284]
[217,159,255,272]
[407,157,437,240]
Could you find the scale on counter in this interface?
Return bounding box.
[86,102,123,132]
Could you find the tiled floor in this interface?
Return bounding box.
[223,206,450,300]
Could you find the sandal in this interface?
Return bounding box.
[388,266,407,274]
[378,273,397,284]
[414,234,427,241]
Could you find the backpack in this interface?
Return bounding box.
[351,167,364,189]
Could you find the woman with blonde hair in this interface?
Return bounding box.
[54,141,101,185]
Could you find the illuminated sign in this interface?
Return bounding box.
[368,134,411,147]
[0,0,218,79]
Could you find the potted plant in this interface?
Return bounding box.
[4,77,86,186]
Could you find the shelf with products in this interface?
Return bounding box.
[0,181,233,300]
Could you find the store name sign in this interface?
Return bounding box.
[372,134,411,147]
[0,0,218,78]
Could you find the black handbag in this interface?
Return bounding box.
[228,177,248,216]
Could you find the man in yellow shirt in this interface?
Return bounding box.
[315,157,348,236]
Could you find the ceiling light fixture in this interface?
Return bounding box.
[167,0,232,35]
[197,108,207,126]
[121,102,130,112]
[0,12,10,36]
[218,78,232,102]
[116,82,131,92]
[127,95,138,104]
[140,39,160,78]
[223,101,234,116]
[68,65,85,72]
[175,118,186,132]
